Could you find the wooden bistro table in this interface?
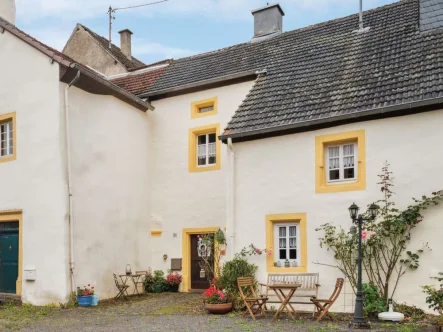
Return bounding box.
[119,273,145,296]
[269,283,302,320]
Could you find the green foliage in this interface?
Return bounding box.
[316,162,443,302]
[362,283,387,316]
[143,270,166,293]
[217,257,258,309]
[422,272,443,315]
[215,228,226,245]
[393,302,425,319]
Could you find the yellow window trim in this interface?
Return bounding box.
[315,129,366,194]
[0,209,23,295]
[0,112,17,164]
[188,124,221,173]
[191,97,218,119]
[151,230,162,237]
[182,227,219,292]
[266,213,308,273]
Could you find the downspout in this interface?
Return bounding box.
[64,70,80,296]
[227,138,235,259]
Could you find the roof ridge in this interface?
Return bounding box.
[169,0,409,63]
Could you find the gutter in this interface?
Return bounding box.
[140,70,259,98]
[64,70,81,297]
[220,96,443,141]
[69,64,154,111]
[226,138,235,259]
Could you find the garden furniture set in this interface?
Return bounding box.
[238,272,343,322]
[114,271,148,299]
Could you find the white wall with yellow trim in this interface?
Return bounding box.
[0,30,70,305]
[66,86,152,300]
[148,81,255,283]
[233,110,443,313]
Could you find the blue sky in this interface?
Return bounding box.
[16,0,398,65]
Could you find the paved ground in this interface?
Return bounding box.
[0,293,438,331]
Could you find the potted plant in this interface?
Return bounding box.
[202,285,232,314]
[215,229,227,256]
[153,270,165,293]
[77,284,94,307]
[165,272,182,292]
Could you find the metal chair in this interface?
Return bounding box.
[134,270,148,294]
[237,277,268,320]
[310,278,344,321]
[113,273,129,300]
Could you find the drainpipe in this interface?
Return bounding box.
[64,70,80,296]
[227,138,235,259]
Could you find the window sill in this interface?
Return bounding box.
[316,180,365,194]
[266,265,307,273]
[190,164,221,173]
[0,155,16,164]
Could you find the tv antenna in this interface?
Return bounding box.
[107,0,169,49]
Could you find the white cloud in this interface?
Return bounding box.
[133,39,198,59]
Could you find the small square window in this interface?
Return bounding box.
[326,142,357,183]
[0,112,16,163]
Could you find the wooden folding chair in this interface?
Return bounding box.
[135,270,148,294]
[113,273,129,300]
[237,277,268,320]
[310,278,344,322]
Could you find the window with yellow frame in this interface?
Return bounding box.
[0,112,16,164]
[191,97,218,119]
[189,124,221,172]
[266,213,307,273]
[315,130,366,194]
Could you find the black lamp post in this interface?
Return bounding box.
[348,202,379,330]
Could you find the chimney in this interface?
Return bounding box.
[251,3,285,42]
[118,29,133,60]
[0,0,16,25]
[420,0,443,32]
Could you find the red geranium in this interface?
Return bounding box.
[202,286,228,304]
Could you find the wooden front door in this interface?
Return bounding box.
[0,221,19,293]
[190,235,213,290]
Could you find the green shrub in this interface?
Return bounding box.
[362,283,387,317]
[393,302,426,319]
[143,271,155,293]
[217,257,257,309]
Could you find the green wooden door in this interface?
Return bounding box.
[0,222,19,294]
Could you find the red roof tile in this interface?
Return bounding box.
[111,67,167,96]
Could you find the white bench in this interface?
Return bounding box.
[259,273,320,314]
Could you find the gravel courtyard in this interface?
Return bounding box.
[0,293,437,332]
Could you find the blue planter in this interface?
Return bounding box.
[90,295,99,306]
[77,296,92,307]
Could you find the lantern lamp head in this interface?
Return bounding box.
[349,202,360,220]
[368,203,379,219]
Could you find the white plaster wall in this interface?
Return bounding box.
[149,81,255,273]
[233,110,443,313]
[67,87,151,299]
[0,30,70,304]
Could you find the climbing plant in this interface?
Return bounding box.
[316,162,443,303]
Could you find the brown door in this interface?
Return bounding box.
[190,235,212,290]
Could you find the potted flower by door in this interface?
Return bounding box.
[202,286,232,314]
[165,272,182,292]
[77,284,95,307]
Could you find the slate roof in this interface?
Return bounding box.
[79,24,145,71]
[142,0,443,140]
[111,66,168,95]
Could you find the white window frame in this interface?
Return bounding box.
[197,132,216,167]
[0,120,13,158]
[325,142,358,184]
[273,223,300,266]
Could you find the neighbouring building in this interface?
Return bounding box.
[1,0,443,312]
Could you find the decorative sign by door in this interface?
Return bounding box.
[8,245,12,252]
[197,237,212,257]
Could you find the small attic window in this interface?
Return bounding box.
[199,105,214,114]
[191,97,218,119]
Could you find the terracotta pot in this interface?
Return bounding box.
[205,302,233,314]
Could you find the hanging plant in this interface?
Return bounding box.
[215,228,226,245]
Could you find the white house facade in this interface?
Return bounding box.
[1,0,443,313]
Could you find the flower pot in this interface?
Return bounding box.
[205,302,233,314]
[168,284,179,292]
[90,295,99,306]
[153,284,163,293]
[77,296,92,307]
